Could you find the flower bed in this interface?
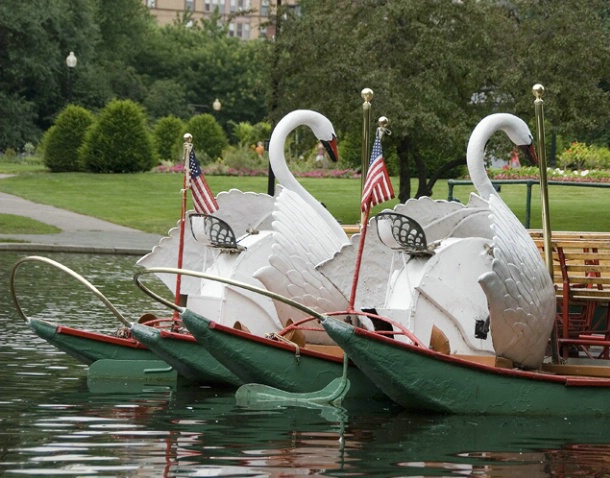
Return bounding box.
[483,166,610,183]
[153,162,360,179]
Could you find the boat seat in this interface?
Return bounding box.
[533,237,610,360]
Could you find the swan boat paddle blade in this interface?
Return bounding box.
[234,354,351,407]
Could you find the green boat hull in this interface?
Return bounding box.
[181,309,388,401]
[129,323,243,386]
[322,317,610,415]
[28,318,155,365]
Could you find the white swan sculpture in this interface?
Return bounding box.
[318,113,555,369]
[138,110,345,336]
[468,113,556,369]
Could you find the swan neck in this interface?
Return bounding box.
[467,120,501,200]
[269,111,348,242]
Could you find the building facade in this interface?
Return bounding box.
[143,0,299,40]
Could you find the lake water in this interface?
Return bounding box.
[3,251,610,477]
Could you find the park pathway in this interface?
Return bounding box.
[0,176,161,253]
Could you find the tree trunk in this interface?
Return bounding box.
[425,157,467,194]
[413,147,429,198]
[397,135,411,203]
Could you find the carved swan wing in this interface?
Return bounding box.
[479,194,556,368]
[254,188,349,332]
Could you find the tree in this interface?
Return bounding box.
[0,0,102,149]
[498,0,610,144]
[136,19,267,128]
[153,116,186,162]
[265,0,610,200]
[144,80,191,121]
[43,105,95,172]
[80,100,157,173]
[185,114,229,163]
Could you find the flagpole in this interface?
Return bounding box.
[532,84,553,280]
[360,88,373,227]
[173,133,193,322]
[350,120,389,309]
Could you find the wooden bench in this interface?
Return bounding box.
[531,233,610,360]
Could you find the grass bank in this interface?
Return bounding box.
[0,171,609,234]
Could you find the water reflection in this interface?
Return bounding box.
[3,251,610,477]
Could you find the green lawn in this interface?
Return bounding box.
[0,171,609,234]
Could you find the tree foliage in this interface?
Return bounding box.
[43,105,95,172]
[80,100,156,173]
[153,116,186,162]
[185,114,229,163]
[0,0,266,150]
[268,0,610,200]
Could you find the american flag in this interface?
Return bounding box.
[361,128,394,212]
[188,148,218,214]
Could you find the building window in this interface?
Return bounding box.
[243,23,250,39]
[147,0,156,7]
[236,22,242,37]
[205,0,210,11]
[186,0,194,11]
[261,0,269,17]
[230,0,236,12]
[228,22,235,36]
[212,0,224,13]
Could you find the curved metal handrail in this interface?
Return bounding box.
[10,255,131,327]
[134,267,425,347]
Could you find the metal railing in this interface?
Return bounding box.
[447,179,610,229]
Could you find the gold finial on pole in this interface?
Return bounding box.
[378,116,390,139]
[532,84,553,280]
[361,88,374,194]
[183,133,194,187]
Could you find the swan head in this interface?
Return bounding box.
[272,110,339,163]
[309,113,338,163]
[499,114,537,165]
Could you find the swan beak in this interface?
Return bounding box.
[519,144,538,165]
[321,135,339,163]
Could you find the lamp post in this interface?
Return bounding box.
[66,51,77,102]
[212,98,221,112]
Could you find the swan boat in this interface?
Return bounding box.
[127,110,354,385]
[10,110,351,385]
[316,113,610,415]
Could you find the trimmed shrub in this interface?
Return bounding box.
[184,114,228,163]
[43,105,95,172]
[153,116,185,162]
[80,100,157,173]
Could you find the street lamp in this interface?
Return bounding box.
[212,98,221,111]
[66,51,77,102]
